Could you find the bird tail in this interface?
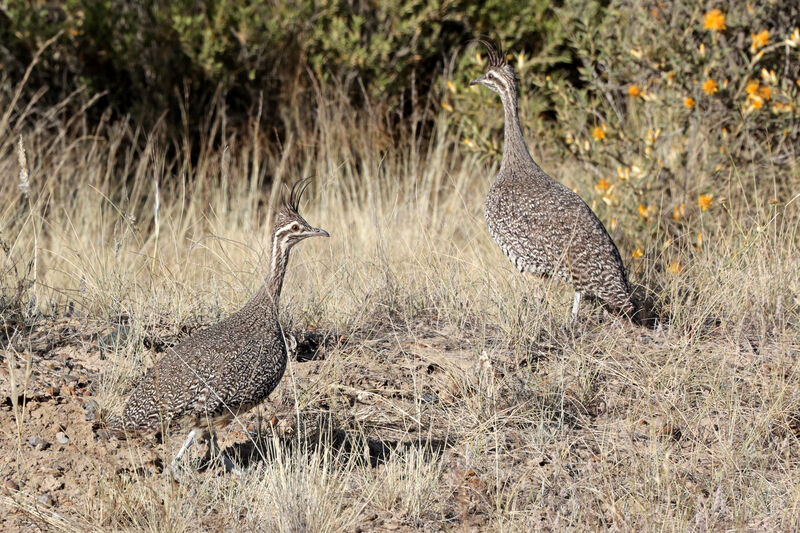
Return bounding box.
[94,405,129,440]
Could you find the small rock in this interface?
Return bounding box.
[3,479,18,494]
[28,436,49,450]
[41,477,64,492]
[56,432,69,445]
[83,399,98,422]
[421,392,440,405]
[36,494,53,507]
[100,324,131,349]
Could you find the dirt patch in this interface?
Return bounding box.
[2,313,798,531]
[0,315,492,531]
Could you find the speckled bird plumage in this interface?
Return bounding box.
[115,180,329,436]
[471,40,635,316]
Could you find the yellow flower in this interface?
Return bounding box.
[751,30,770,52]
[591,126,606,141]
[628,85,641,97]
[746,80,760,95]
[758,86,771,100]
[672,202,685,220]
[441,102,453,112]
[638,204,656,220]
[645,129,661,146]
[446,81,456,93]
[787,28,800,48]
[594,178,611,192]
[697,194,713,211]
[602,192,617,205]
[667,261,683,274]
[702,79,718,95]
[632,247,644,259]
[703,9,726,31]
[684,96,695,108]
[761,69,777,84]
[696,233,704,248]
[747,94,764,109]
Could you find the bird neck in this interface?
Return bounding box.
[499,85,535,170]
[250,234,291,317]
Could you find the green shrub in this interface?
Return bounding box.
[1,0,568,136]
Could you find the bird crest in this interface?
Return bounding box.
[473,38,507,69]
[283,178,311,213]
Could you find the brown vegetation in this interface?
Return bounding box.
[2,2,799,531]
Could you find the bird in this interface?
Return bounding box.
[107,179,329,472]
[469,40,636,321]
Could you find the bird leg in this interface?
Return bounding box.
[166,428,198,479]
[172,428,197,467]
[208,432,241,475]
[570,291,582,322]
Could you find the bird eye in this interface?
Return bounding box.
[487,72,494,80]
[291,223,300,231]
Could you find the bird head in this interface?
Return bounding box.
[469,39,517,100]
[272,179,329,247]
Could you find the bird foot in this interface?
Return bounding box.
[208,434,242,475]
[162,429,199,481]
[219,451,243,476]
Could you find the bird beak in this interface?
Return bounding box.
[469,75,486,87]
[311,227,330,238]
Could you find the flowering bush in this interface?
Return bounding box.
[451,0,799,269]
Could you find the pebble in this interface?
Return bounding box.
[3,479,18,494]
[83,399,98,422]
[56,432,69,445]
[421,392,440,405]
[36,494,53,507]
[28,436,49,450]
[100,324,131,349]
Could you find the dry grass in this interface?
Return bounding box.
[1,77,799,532]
